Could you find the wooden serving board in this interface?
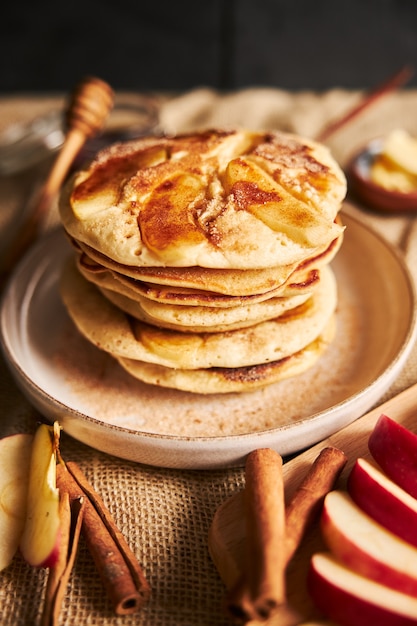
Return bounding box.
[208,382,417,625]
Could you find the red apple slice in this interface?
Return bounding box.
[0,433,33,571]
[308,552,417,626]
[348,457,417,548]
[19,423,61,568]
[368,414,417,498]
[321,490,417,595]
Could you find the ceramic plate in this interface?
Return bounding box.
[1,211,416,469]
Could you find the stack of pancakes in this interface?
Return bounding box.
[58,129,346,394]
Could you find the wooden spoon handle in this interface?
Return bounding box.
[0,76,114,286]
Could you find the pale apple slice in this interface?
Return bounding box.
[19,423,61,568]
[71,145,168,220]
[223,156,332,248]
[368,413,417,499]
[321,490,417,596]
[0,433,33,571]
[348,457,417,548]
[308,552,417,626]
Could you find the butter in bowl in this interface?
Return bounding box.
[348,129,417,213]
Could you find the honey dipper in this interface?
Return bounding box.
[0,76,114,286]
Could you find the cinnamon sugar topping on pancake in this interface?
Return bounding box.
[60,129,345,270]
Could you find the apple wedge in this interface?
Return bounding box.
[321,490,417,596]
[308,552,417,626]
[368,414,417,498]
[348,457,417,548]
[19,423,61,568]
[223,156,331,248]
[139,171,207,264]
[0,433,33,571]
[71,145,168,220]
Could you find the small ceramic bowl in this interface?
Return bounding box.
[348,138,417,213]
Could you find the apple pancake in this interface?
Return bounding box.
[116,316,336,394]
[72,229,342,298]
[59,129,345,271]
[60,258,337,370]
[79,254,322,311]
[75,246,322,305]
[74,247,322,332]
[58,128,346,395]
[97,285,312,333]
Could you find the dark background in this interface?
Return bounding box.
[1,0,417,94]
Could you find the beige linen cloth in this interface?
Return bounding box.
[0,87,417,625]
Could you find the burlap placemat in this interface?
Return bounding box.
[1,87,417,625]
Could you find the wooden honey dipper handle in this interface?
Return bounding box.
[0,76,114,286]
[65,75,115,138]
[41,77,114,211]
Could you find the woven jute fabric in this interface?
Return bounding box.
[1,87,417,625]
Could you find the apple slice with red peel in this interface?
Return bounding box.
[368,414,417,498]
[321,490,417,596]
[348,457,417,548]
[0,433,33,571]
[19,423,61,568]
[308,552,417,626]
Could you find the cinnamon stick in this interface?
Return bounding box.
[56,462,150,615]
[227,448,286,622]
[41,494,85,626]
[284,446,347,562]
[226,446,347,623]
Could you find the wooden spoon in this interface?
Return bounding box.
[0,76,114,286]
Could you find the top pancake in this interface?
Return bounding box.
[59,129,346,271]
